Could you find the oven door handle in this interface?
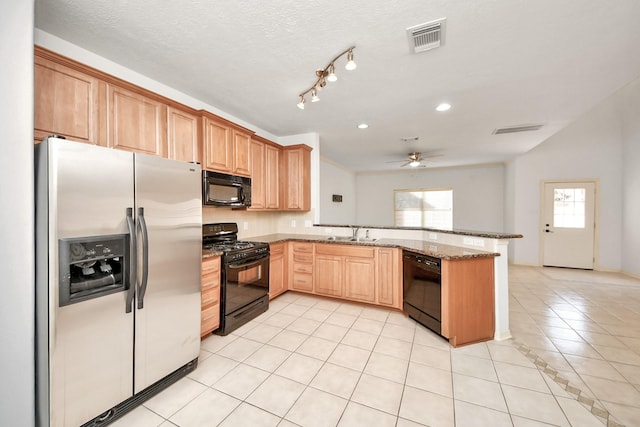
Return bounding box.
[227,255,269,269]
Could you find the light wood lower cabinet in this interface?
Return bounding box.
[289,242,314,292]
[283,243,401,309]
[376,248,403,309]
[201,256,221,337]
[269,243,287,299]
[314,254,343,297]
[441,257,495,347]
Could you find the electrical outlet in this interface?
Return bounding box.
[290,219,297,228]
[243,222,249,230]
[463,237,485,247]
[429,233,437,240]
[304,220,312,228]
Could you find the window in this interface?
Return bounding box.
[394,189,453,229]
[553,188,586,228]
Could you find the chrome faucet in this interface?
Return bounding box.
[351,226,360,240]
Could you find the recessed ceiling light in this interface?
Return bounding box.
[357,123,369,129]
[436,103,451,112]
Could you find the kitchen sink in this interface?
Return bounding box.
[326,236,378,242]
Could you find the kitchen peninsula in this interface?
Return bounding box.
[249,224,522,346]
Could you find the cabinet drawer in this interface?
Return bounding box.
[202,257,221,274]
[291,242,313,253]
[270,243,285,255]
[201,285,220,307]
[291,273,313,291]
[293,263,313,274]
[316,244,375,258]
[202,272,220,288]
[202,303,220,322]
[201,305,220,333]
[293,252,313,263]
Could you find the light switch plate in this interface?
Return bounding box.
[243,222,249,230]
[291,219,296,228]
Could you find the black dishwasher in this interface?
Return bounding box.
[403,250,442,335]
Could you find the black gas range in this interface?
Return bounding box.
[202,223,270,335]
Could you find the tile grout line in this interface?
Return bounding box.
[511,339,626,427]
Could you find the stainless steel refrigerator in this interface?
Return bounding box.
[35,137,202,427]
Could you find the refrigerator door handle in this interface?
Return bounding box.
[137,207,150,309]
[125,207,137,313]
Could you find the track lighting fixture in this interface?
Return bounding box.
[297,46,356,109]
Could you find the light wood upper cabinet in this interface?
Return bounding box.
[249,140,266,209]
[34,52,105,145]
[167,107,199,163]
[249,136,281,211]
[202,116,232,173]
[200,112,253,177]
[107,84,167,157]
[233,130,252,176]
[265,144,281,209]
[282,145,312,211]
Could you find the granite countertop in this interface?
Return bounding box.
[247,234,499,260]
[202,248,223,259]
[314,224,523,240]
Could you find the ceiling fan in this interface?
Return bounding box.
[387,152,441,168]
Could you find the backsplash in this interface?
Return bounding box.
[201,208,318,239]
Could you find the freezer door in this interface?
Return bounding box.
[38,138,135,427]
[133,153,202,392]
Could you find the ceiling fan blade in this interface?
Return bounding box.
[385,159,410,163]
[399,160,411,167]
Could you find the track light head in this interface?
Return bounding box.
[311,89,320,102]
[345,49,357,71]
[327,64,338,82]
[297,96,305,110]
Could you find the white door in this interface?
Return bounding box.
[542,181,596,269]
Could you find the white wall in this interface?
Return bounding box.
[1,0,35,425]
[355,164,505,231]
[621,78,640,276]
[319,158,357,224]
[507,87,625,270]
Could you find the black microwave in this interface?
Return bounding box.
[202,171,252,207]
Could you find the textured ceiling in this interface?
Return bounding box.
[35,0,640,172]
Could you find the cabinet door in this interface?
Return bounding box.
[376,248,402,309]
[202,117,233,173]
[269,244,287,299]
[108,85,167,157]
[265,144,281,209]
[344,257,376,303]
[249,140,265,209]
[34,55,104,145]
[282,146,311,211]
[201,256,221,337]
[314,254,343,297]
[167,107,199,162]
[233,130,252,177]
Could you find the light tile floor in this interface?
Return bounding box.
[111,265,640,427]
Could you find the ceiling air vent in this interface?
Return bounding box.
[492,124,544,135]
[407,18,446,53]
